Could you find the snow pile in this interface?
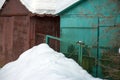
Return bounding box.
[20,0,79,14]
[0,0,79,14]
[0,43,102,80]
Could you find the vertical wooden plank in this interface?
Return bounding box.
[0,17,14,66]
[0,16,30,66]
[0,17,6,66]
[0,17,5,67]
[13,16,30,60]
[30,17,36,47]
[3,17,14,62]
[2,18,5,56]
[25,16,30,50]
[0,17,3,54]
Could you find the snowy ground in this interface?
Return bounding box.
[0,43,103,80]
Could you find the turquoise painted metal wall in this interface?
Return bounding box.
[60,0,120,78]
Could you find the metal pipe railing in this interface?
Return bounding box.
[46,35,61,44]
[45,35,84,64]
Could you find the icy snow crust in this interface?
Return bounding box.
[0,43,102,80]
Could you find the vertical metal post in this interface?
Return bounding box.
[46,35,49,44]
[80,45,83,64]
[96,17,100,77]
[78,45,82,64]
[46,35,61,44]
[77,41,84,65]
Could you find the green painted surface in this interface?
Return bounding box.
[61,15,98,27]
[59,0,120,79]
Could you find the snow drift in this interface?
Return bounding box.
[0,43,102,80]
